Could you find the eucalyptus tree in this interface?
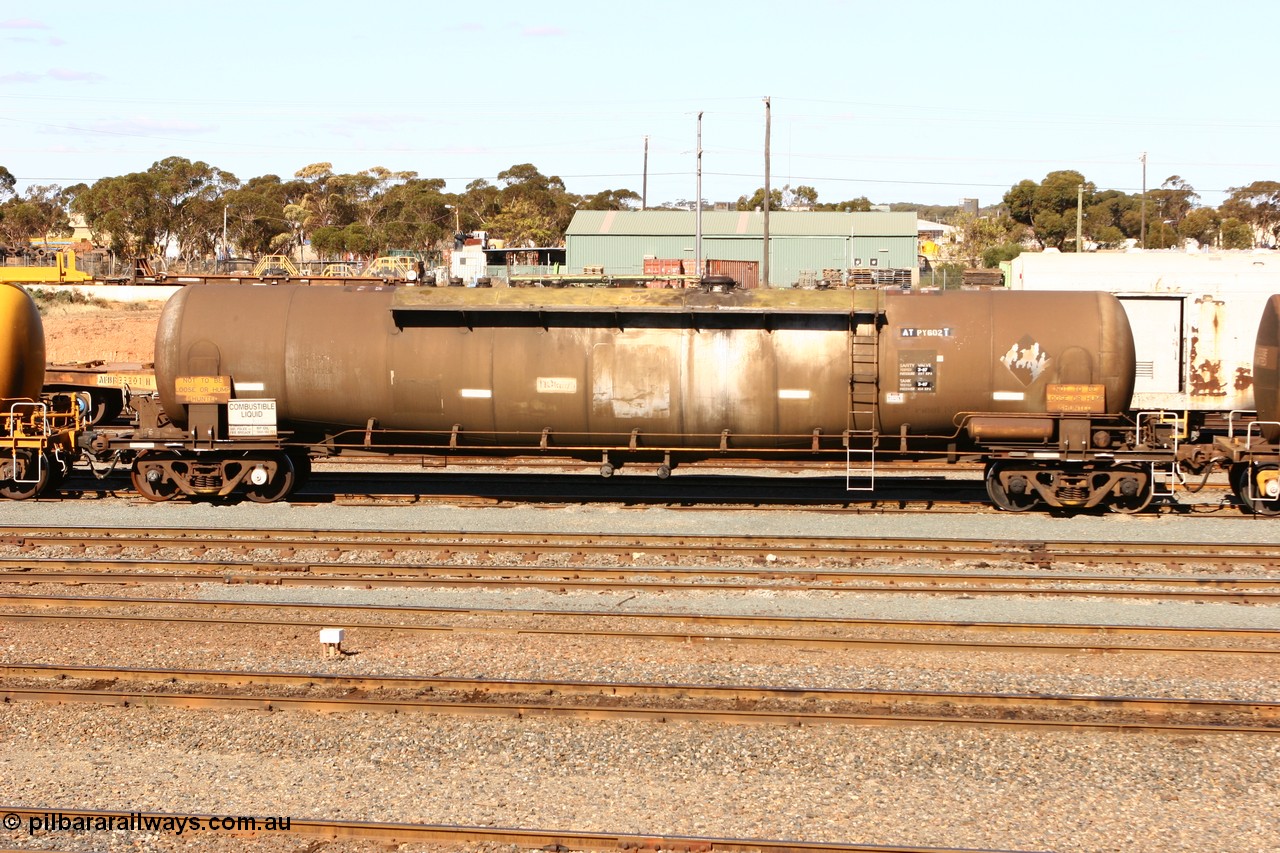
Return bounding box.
[146,156,238,261]
[1084,189,1142,247]
[1146,176,1199,242]
[577,188,641,211]
[1003,170,1095,249]
[485,163,577,246]
[1221,181,1280,247]
[69,172,165,256]
[370,177,452,252]
[69,158,235,259]
[0,184,73,251]
[222,174,307,257]
[1177,207,1221,248]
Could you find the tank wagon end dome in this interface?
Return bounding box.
[1254,294,1280,442]
[0,283,46,402]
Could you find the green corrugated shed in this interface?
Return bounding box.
[565,210,918,286]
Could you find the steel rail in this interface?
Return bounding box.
[0,807,1033,853]
[0,684,1274,735]
[2,526,1278,566]
[1,600,1277,656]
[5,662,1276,723]
[4,557,1280,598]
[3,565,1279,603]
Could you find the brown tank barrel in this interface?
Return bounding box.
[879,289,1135,434]
[155,285,1135,447]
[0,283,45,403]
[1253,294,1280,442]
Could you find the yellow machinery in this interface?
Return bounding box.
[364,256,424,281]
[0,249,94,285]
[251,255,299,278]
[1,282,83,499]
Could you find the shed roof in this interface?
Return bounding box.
[567,210,917,238]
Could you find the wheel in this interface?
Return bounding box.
[1234,463,1280,516]
[86,390,123,426]
[600,462,615,478]
[131,452,181,502]
[984,463,1039,512]
[243,453,296,503]
[42,452,68,492]
[656,463,672,479]
[1229,462,1251,501]
[0,449,50,500]
[285,448,312,491]
[1107,467,1153,514]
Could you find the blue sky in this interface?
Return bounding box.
[1,0,1274,209]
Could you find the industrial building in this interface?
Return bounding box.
[564,210,919,288]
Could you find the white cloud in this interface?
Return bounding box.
[0,18,50,29]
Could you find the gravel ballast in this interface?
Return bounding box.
[2,501,1278,852]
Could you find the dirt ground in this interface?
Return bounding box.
[39,301,165,365]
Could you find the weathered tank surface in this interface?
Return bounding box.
[0,283,45,403]
[1253,294,1280,442]
[155,284,1135,450]
[877,289,1134,433]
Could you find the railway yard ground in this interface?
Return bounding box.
[35,296,162,364]
[0,500,1278,853]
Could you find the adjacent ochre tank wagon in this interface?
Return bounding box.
[131,283,1161,510]
[0,282,45,404]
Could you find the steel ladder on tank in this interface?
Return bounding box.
[846,312,881,491]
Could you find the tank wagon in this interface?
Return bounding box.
[0,283,84,499]
[95,282,1192,512]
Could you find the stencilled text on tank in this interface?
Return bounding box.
[1000,336,1050,386]
[900,327,953,338]
[898,350,936,393]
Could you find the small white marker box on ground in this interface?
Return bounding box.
[320,628,346,656]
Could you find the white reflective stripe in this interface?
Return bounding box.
[992,391,1025,401]
[234,381,265,392]
[777,389,810,400]
[460,389,492,399]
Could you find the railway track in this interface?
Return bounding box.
[4,559,1280,603]
[3,663,1275,733]
[3,525,1278,569]
[2,595,1277,653]
[0,806,1027,853]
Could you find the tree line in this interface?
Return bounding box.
[952,170,1280,268]
[1,159,1278,266]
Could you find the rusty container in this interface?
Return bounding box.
[1253,294,1280,441]
[643,259,684,276]
[0,283,45,403]
[155,285,1134,448]
[707,259,760,289]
